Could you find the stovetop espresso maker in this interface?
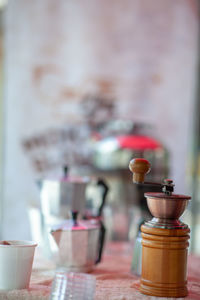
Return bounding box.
[129,158,191,298]
[34,167,109,260]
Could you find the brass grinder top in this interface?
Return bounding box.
[129,158,191,229]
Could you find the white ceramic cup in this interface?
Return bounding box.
[0,240,37,290]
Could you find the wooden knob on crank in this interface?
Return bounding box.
[129,158,151,183]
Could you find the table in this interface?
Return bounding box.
[0,242,200,299]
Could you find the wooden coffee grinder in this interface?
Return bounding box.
[129,158,191,298]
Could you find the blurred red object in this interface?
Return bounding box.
[117,135,161,150]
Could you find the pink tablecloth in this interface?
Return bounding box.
[93,243,200,300]
[1,242,200,299]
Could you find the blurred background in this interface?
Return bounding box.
[0,0,200,253]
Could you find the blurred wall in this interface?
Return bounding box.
[0,11,3,234]
[3,0,199,238]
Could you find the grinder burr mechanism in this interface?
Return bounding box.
[129,158,191,298]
